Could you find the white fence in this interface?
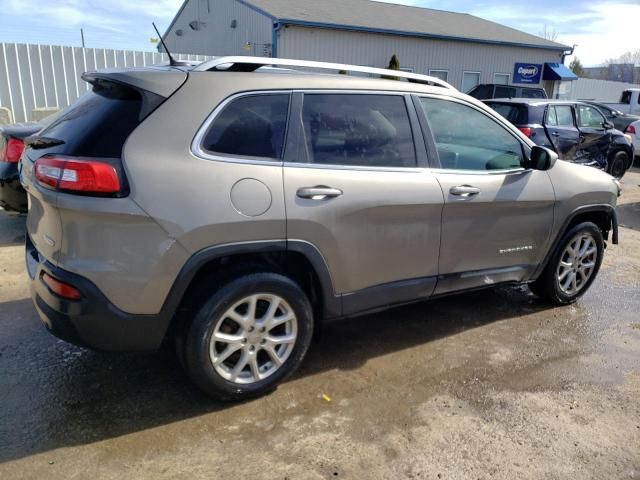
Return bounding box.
[0,42,211,124]
[565,77,638,102]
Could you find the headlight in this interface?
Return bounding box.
[623,133,633,145]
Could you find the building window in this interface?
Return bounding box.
[462,71,481,93]
[429,69,448,82]
[494,73,510,85]
[399,67,414,73]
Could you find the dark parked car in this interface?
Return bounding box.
[468,83,547,100]
[484,99,634,179]
[0,122,43,213]
[584,101,640,134]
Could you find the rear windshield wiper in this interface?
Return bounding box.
[25,135,65,150]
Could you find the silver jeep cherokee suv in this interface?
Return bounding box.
[21,57,620,400]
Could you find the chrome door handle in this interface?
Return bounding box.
[450,185,481,197]
[296,186,343,200]
[551,131,560,137]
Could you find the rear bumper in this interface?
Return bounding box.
[26,235,170,351]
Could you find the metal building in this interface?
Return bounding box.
[162,0,577,96]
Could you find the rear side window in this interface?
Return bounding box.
[202,94,290,159]
[37,82,144,158]
[620,91,631,104]
[486,103,528,124]
[420,97,524,171]
[301,94,416,168]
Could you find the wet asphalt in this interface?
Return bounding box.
[0,170,639,479]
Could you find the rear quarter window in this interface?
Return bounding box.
[37,82,144,158]
[201,94,290,159]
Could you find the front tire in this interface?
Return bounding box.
[530,222,604,305]
[607,150,629,179]
[183,272,314,401]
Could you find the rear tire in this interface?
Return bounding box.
[530,222,604,305]
[183,272,314,401]
[607,150,629,179]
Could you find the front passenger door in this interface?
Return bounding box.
[575,104,611,166]
[543,105,579,160]
[417,96,555,294]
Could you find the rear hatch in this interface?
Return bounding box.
[484,101,532,137]
[21,67,187,264]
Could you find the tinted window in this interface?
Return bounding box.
[468,84,491,99]
[301,94,416,168]
[486,102,528,124]
[577,105,605,128]
[202,94,289,159]
[555,106,575,126]
[421,97,523,171]
[38,83,143,158]
[494,86,517,98]
[520,88,546,99]
[620,91,631,104]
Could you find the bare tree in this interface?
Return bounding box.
[539,24,559,42]
[604,49,640,66]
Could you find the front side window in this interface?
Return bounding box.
[420,97,524,171]
[202,94,289,159]
[577,105,605,128]
[520,89,546,99]
[494,86,517,98]
[301,94,416,168]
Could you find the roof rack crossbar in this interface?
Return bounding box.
[193,56,456,90]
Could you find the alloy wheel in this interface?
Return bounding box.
[556,233,598,296]
[209,294,298,384]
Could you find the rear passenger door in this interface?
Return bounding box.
[543,104,580,160]
[416,95,554,294]
[283,92,443,315]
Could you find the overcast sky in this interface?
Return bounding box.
[0,0,638,66]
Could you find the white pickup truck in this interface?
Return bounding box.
[605,88,640,115]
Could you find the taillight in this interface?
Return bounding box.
[41,272,82,300]
[518,127,532,137]
[34,155,120,194]
[626,124,636,134]
[1,138,25,163]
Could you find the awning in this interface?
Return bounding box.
[543,63,578,81]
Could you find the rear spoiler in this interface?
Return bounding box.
[82,68,189,120]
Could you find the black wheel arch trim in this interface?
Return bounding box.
[531,204,618,281]
[162,239,342,324]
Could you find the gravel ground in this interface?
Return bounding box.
[0,169,639,480]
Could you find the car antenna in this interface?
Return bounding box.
[153,22,178,66]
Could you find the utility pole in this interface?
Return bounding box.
[80,28,85,48]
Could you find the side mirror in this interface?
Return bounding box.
[603,121,614,129]
[527,145,558,171]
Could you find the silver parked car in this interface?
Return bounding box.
[21,57,621,400]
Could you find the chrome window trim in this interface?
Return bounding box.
[191,90,292,166]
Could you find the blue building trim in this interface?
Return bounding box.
[235,0,277,20]
[273,19,569,52]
